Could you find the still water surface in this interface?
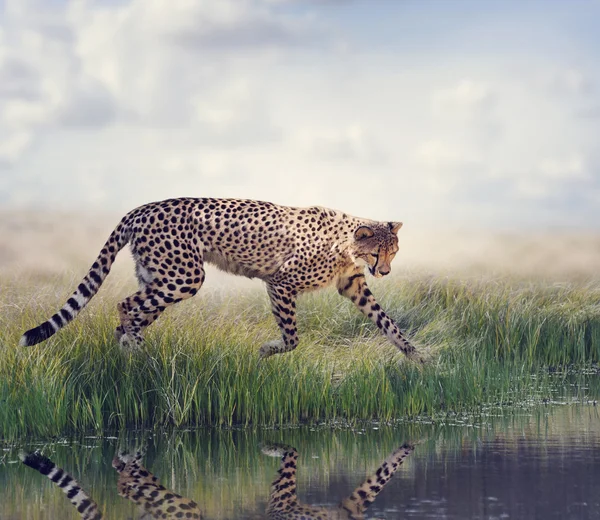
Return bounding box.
[3,405,600,519]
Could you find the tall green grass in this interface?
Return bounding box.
[1,274,599,438]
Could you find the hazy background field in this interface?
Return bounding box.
[2,209,598,285]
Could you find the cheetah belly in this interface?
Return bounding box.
[204,250,270,279]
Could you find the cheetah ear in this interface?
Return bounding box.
[354,226,374,240]
[389,221,403,235]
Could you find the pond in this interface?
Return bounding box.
[3,401,600,519]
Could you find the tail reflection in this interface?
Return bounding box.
[19,450,102,520]
[262,442,415,519]
[19,448,202,519]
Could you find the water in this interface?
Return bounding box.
[3,405,600,519]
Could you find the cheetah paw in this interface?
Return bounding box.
[405,346,432,366]
[114,326,125,342]
[258,339,284,359]
[119,333,143,353]
[259,442,295,457]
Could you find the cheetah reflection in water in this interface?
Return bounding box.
[20,442,416,519]
[262,442,415,519]
[20,197,423,362]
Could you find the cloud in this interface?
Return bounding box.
[104,0,317,52]
[163,4,311,50]
[300,124,388,164]
[414,139,478,170]
[551,68,594,96]
[1,0,600,231]
[432,79,495,118]
[58,77,119,128]
[0,57,42,101]
[0,130,32,167]
[535,155,588,181]
[575,105,600,119]
[190,78,282,145]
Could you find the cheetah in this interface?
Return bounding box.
[19,449,202,519]
[262,441,415,519]
[19,197,422,361]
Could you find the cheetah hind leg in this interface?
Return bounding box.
[259,284,299,359]
[116,288,164,352]
[258,339,286,359]
[115,258,156,350]
[114,325,126,342]
[116,301,145,352]
[116,273,204,351]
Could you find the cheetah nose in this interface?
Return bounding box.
[379,268,390,276]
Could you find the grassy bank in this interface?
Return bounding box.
[1,274,599,438]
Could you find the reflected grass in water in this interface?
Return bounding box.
[1,275,600,437]
[17,441,416,519]
[2,404,600,519]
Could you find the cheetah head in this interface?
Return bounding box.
[351,221,402,278]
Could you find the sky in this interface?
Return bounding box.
[1,0,600,229]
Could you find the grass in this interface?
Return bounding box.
[1,272,600,439]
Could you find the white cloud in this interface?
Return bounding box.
[432,79,495,117]
[0,130,32,165]
[414,139,477,170]
[512,154,592,200]
[297,123,387,164]
[0,0,599,230]
[58,77,118,127]
[536,155,588,181]
[551,68,593,96]
[2,98,51,127]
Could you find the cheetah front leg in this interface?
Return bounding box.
[337,268,423,363]
[259,284,299,359]
[260,443,300,515]
[339,442,415,516]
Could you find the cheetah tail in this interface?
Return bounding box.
[19,451,102,520]
[19,218,131,347]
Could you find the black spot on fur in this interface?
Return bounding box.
[78,283,91,298]
[67,297,80,311]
